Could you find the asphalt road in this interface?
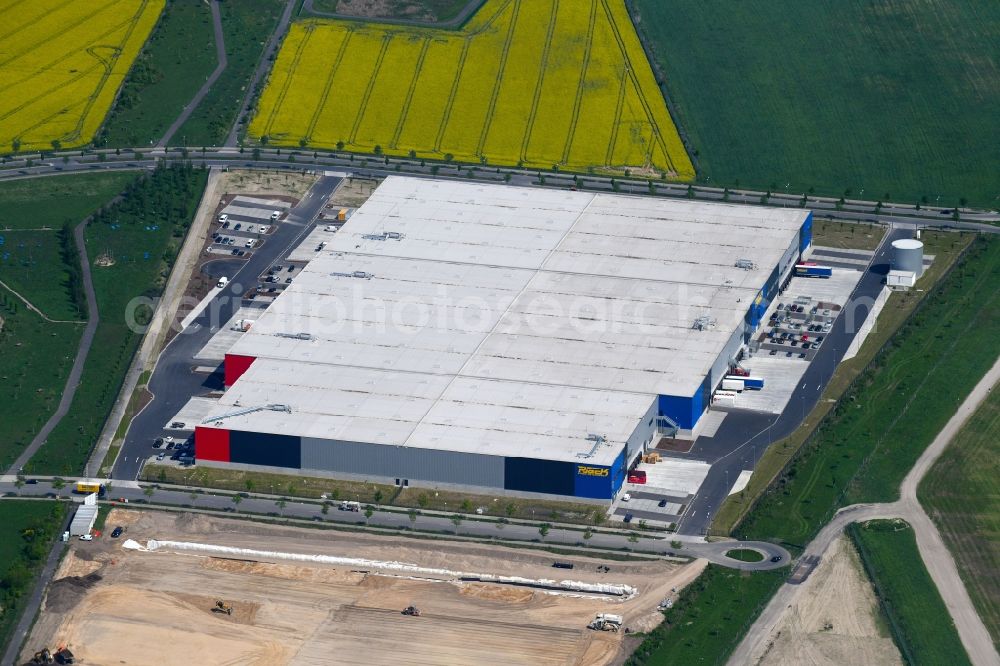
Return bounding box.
[675,227,907,536]
[158,0,227,148]
[0,479,790,573]
[730,354,1000,666]
[111,175,342,480]
[5,211,105,476]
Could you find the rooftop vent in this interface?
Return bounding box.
[577,433,606,459]
[330,271,374,279]
[274,332,312,340]
[361,231,404,241]
[693,315,717,331]
[735,258,757,270]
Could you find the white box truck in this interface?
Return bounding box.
[721,378,744,391]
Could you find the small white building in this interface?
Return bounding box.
[887,269,916,289]
[69,493,98,536]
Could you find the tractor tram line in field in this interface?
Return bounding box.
[304,27,355,143]
[474,0,521,157]
[520,0,559,164]
[389,36,431,150]
[348,33,393,145]
[262,22,316,139]
[561,0,598,166]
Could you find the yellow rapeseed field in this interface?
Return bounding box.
[0,0,163,152]
[251,0,694,178]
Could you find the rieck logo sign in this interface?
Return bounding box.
[577,465,609,477]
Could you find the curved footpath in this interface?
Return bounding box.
[730,354,1000,666]
[5,214,102,476]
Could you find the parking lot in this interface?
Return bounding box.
[208,195,290,259]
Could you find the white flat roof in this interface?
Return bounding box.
[209,177,807,463]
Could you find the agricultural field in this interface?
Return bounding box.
[251,0,694,177]
[0,0,164,153]
[920,385,1000,650]
[848,520,971,665]
[309,0,479,23]
[0,173,137,471]
[632,0,1000,207]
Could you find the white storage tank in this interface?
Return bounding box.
[891,238,924,277]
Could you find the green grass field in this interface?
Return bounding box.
[0,500,67,651]
[310,0,478,23]
[98,0,217,147]
[0,173,137,472]
[625,564,787,666]
[848,519,971,665]
[631,0,1000,207]
[737,237,1000,548]
[177,0,285,146]
[27,164,208,475]
[919,386,1000,650]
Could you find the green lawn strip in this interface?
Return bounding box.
[140,464,609,527]
[919,387,1000,650]
[724,549,764,563]
[736,237,1000,549]
[177,0,285,147]
[97,1,217,148]
[0,500,68,651]
[26,165,208,475]
[712,230,972,536]
[630,0,1000,207]
[310,0,477,22]
[625,565,787,666]
[0,229,81,321]
[0,173,137,231]
[0,305,81,470]
[848,520,971,665]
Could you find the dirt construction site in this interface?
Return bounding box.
[21,509,704,665]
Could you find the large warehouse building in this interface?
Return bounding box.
[196,177,812,501]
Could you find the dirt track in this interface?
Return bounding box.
[22,510,703,665]
[755,536,900,666]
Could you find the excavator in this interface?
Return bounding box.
[401,605,421,617]
[31,647,73,664]
[214,600,233,616]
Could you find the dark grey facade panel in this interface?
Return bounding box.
[626,398,658,464]
[300,437,505,488]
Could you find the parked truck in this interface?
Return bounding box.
[794,263,833,278]
[742,376,765,390]
[627,469,646,484]
[721,378,744,392]
[74,481,102,495]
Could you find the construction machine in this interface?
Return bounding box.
[32,649,54,664]
[214,600,233,615]
[588,613,623,632]
[401,605,421,617]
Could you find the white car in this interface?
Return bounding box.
[271,211,281,220]
[621,493,632,502]
[79,534,93,541]
[218,213,228,223]
[245,239,255,248]
[325,225,337,232]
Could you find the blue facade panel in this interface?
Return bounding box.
[229,430,301,468]
[572,445,627,499]
[660,378,712,430]
[504,457,575,495]
[800,212,813,253]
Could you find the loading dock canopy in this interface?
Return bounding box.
[208,177,808,463]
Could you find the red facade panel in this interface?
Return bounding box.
[224,353,256,386]
[195,426,230,462]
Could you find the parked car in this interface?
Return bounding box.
[270,210,281,220]
[769,349,777,355]
[287,265,295,272]
[285,277,293,283]
[156,453,166,461]
[621,493,631,502]
[171,421,185,428]
[658,499,668,508]
[233,223,241,231]
[222,221,230,229]
[218,214,228,223]
[110,526,124,538]
[153,438,163,448]
[79,534,94,541]
[623,513,634,523]
[166,442,175,450]
[770,555,783,563]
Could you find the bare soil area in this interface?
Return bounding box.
[22,509,701,665]
[754,536,901,665]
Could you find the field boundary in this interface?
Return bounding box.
[389,36,431,149]
[348,33,393,145]
[263,22,316,138]
[520,0,558,163]
[474,0,520,157]
[305,27,355,143]
[561,0,597,165]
